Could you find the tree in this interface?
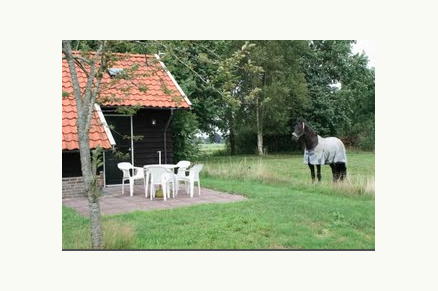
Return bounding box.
[302,40,356,136]
[236,40,310,155]
[212,41,263,155]
[63,41,111,248]
[339,52,375,148]
[62,40,148,248]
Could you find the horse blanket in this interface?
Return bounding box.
[303,135,347,165]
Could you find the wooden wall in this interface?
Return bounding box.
[132,108,174,166]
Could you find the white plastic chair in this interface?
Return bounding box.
[147,165,175,201]
[161,172,173,201]
[117,162,145,197]
[179,164,204,197]
[174,160,191,194]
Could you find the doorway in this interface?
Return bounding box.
[103,115,134,185]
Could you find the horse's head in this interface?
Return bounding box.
[292,118,306,141]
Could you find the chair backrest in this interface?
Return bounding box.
[147,166,171,184]
[176,160,191,168]
[176,160,191,178]
[189,164,204,182]
[118,162,133,178]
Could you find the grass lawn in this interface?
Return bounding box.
[62,151,375,249]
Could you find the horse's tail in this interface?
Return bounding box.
[342,140,347,167]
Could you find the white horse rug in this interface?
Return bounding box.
[303,136,347,165]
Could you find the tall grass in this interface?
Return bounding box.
[102,220,136,249]
[201,153,375,197]
[203,158,290,184]
[62,206,136,249]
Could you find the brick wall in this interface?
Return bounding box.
[62,172,104,198]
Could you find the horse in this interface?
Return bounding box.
[291,118,347,183]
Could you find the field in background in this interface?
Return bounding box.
[198,143,226,155]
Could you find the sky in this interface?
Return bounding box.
[352,40,375,68]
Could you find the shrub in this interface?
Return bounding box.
[172,110,200,161]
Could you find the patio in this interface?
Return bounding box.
[62,185,246,216]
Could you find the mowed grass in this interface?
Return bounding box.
[62,152,375,249]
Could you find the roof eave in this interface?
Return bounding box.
[94,103,116,147]
[154,54,192,107]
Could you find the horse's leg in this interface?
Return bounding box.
[316,165,321,182]
[329,164,336,182]
[333,163,341,182]
[308,164,315,183]
[339,163,347,181]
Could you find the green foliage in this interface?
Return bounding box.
[171,110,200,161]
[70,40,374,154]
[138,85,148,92]
[114,104,141,115]
[156,40,373,152]
[62,91,70,98]
[112,149,131,161]
[302,41,355,135]
[356,117,375,151]
[301,40,375,151]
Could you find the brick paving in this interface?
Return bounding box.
[62,185,246,216]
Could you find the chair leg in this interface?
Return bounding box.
[122,180,125,195]
[130,179,134,196]
[190,180,194,198]
[144,173,148,198]
[150,183,154,200]
[169,182,172,198]
[198,181,201,197]
[174,179,178,197]
[162,183,167,201]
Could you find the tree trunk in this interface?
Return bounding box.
[229,114,237,155]
[256,97,264,155]
[63,40,105,249]
[257,132,263,155]
[78,126,103,249]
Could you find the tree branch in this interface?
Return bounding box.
[62,40,84,111]
[85,41,107,131]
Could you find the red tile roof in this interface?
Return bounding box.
[62,99,113,151]
[62,52,191,108]
[62,52,191,151]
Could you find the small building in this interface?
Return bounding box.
[62,52,191,198]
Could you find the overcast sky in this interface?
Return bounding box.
[352,40,375,68]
